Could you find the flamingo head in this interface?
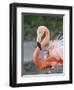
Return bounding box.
[36,26,49,50]
[37,26,46,42]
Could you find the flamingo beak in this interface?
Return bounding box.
[37,33,43,50]
[37,42,42,50]
[37,33,43,43]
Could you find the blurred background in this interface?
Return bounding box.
[22,14,63,75]
[23,14,63,41]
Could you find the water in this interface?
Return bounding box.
[23,41,36,63]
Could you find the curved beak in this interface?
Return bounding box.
[37,42,42,50]
[37,33,43,43]
[37,33,43,50]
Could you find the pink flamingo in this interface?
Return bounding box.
[33,26,63,69]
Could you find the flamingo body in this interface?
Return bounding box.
[33,26,63,69]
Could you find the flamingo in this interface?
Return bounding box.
[33,26,63,69]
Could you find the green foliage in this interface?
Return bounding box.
[22,14,63,40]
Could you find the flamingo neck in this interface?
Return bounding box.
[41,31,50,48]
[33,30,50,61]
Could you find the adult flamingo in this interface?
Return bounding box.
[33,26,63,69]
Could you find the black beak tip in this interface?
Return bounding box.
[37,42,42,50]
